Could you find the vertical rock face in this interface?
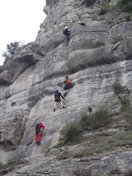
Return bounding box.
[0,0,132,174]
[44,0,60,14]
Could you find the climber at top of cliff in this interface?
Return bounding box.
[54,89,65,112]
[63,26,71,42]
[35,122,45,145]
[63,75,71,97]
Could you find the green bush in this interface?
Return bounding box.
[81,107,111,130]
[61,121,82,145]
[125,14,131,21]
[98,0,132,15]
[116,0,132,12]
[112,80,130,95]
[119,96,130,112]
[113,79,132,123]
[98,4,111,15]
[58,107,111,146]
[112,79,132,122]
[119,96,132,124]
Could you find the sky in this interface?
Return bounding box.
[0,0,46,65]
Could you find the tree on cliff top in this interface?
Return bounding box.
[2,41,20,60]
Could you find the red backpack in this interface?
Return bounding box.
[67,79,71,84]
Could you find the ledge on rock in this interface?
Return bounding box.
[14,54,34,64]
[67,48,116,73]
[0,70,14,85]
[0,54,38,86]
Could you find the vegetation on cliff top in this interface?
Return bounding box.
[2,42,21,61]
[99,0,132,16]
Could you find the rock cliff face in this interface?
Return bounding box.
[0,0,132,175]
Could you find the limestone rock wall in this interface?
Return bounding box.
[0,0,132,174]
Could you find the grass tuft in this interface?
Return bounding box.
[113,79,132,124]
[98,4,111,15]
[61,121,82,145]
[73,130,132,157]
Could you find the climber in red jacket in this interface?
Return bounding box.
[35,122,45,145]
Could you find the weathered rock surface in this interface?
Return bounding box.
[5,151,132,176]
[0,0,132,175]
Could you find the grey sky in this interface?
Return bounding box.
[0,0,46,65]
